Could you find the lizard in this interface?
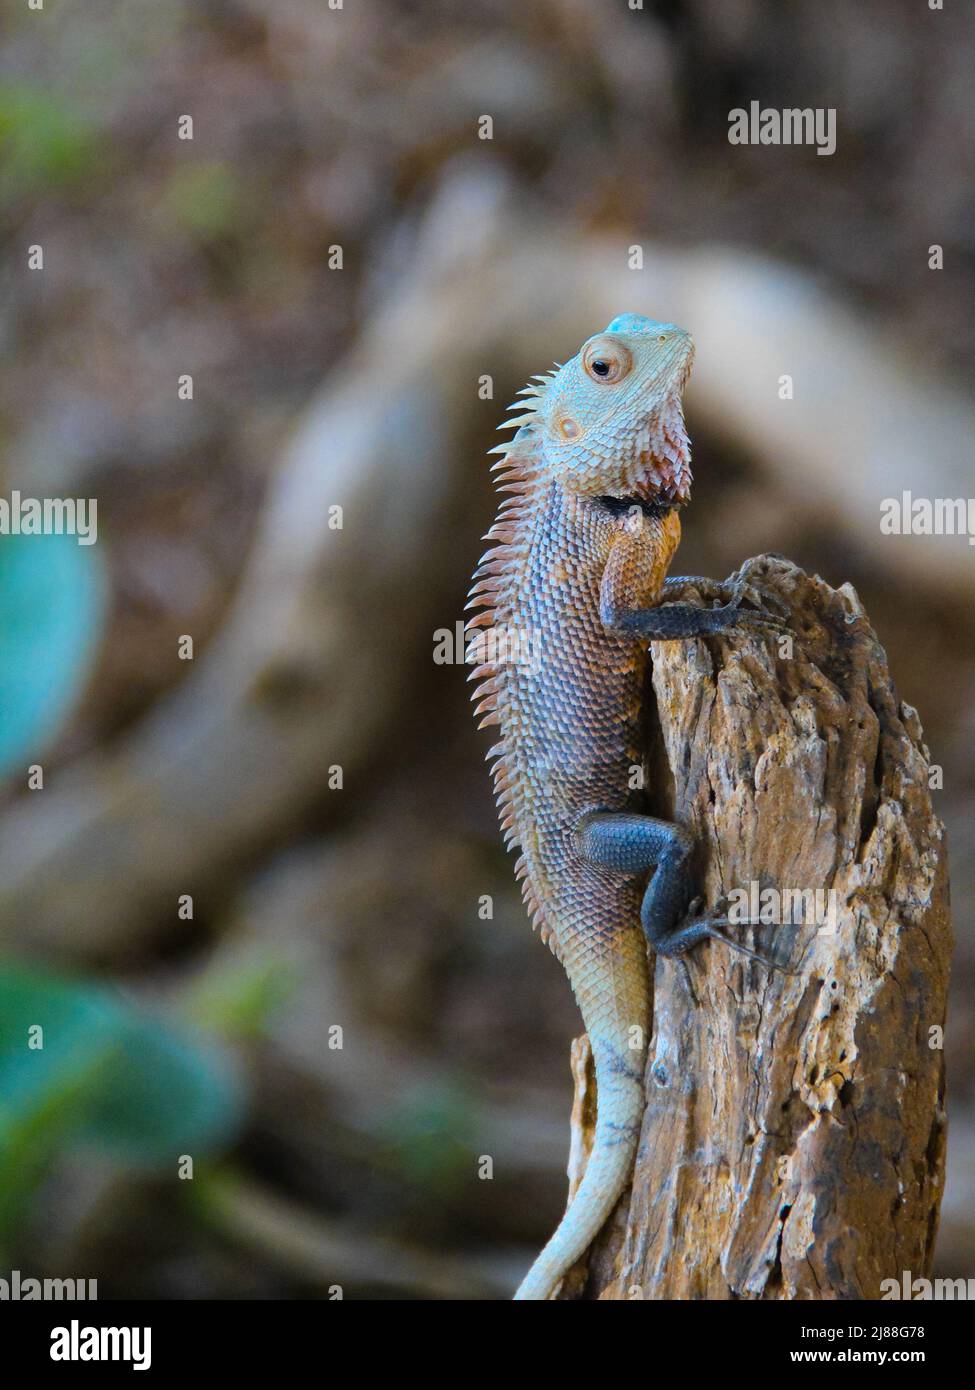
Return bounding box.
[465,312,788,1301]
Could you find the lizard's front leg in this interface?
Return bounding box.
[597,516,787,642]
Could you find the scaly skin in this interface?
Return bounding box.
[467,314,785,1301]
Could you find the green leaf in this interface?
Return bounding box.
[163,162,244,242]
[0,965,244,1233]
[0,84,101,201]
[379,1080,477,1193]
[0,532,106,778]
[181,946,302,1042]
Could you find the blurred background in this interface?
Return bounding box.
[1,0,973,1299]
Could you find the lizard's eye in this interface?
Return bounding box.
[583,338,631,385]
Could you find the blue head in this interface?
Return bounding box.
[533,314,695,501]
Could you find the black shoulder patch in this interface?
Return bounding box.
[594,495,676,520]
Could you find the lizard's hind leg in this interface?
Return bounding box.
[575,811,781,969]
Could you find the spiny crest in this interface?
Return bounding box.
[465,374,560,956]
[463,374,553,683]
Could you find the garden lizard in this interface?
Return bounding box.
[466,313,786,1300]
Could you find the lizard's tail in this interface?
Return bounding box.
[514,931,650,1301]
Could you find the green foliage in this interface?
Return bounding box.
[0,965,243,1235]
[163,162,244,241]
[0,83,101,201]
[0,532,106,780]
[182,948,302,1042]
[380,1080,478,1193]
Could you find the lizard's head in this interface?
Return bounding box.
[533,313,694,502]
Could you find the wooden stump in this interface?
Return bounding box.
[561,555,951,1300]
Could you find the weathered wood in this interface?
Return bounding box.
[562,555,951,1300]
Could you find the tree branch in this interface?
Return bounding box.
[562,555,951,1300]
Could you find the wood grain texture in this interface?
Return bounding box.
[560,555,951,1300]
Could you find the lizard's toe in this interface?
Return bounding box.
[733,608,791,635]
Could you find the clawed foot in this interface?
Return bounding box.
[663,570,791,638]
[730,559,794,615]
[698,918,793,972]
[715,571,792,636]
[719,605,791,637]
[670,898,797,974]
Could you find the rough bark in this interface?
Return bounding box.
[561,555,951,1300]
